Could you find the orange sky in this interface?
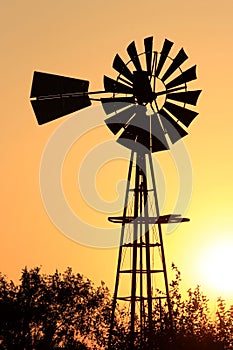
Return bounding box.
[1,1,233,306]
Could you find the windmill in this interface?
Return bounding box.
[30,36,201,349]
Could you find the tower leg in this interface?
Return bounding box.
[148,153,173,330]
[130,155,140,348]
[139,153,153,345]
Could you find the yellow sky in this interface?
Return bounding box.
[1,0,233,305]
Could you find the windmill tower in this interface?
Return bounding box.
[30,36,201,349]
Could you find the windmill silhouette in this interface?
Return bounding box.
[30,36,201,349]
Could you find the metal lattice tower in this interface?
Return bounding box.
[107,151,189,349]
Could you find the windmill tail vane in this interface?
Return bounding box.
[30,35,201,349]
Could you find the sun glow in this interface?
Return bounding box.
[199,241,233,295]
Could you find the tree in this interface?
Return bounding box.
[0,267,112,349]
[0,265,231,349]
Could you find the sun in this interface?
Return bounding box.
[199,241,233,295]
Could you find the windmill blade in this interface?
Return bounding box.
[151,114,170,152]
[101,97,135,115]
[133,71,154,105]
[113,54,134,82]
[144,36,153,76]
[163,101,198,127]
[104,75,133,94]
[165,65,197,89]
[117,123,150,152]
[116,107,170,153]
[30,71,89,98]
[117,106,151,152]
[136,125,151,150]
[167,90,202,106]
[105,105,137,134]
[127,41,142,71]
[159,109,188,143]
[156,39,174,77]
[31,96,91,125]
[161,48,188,82]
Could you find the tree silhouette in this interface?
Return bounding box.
[0,266,230,349]
[0,267,113,349]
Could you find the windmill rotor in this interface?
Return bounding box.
[30,37,201,154]
[102,36,201,154]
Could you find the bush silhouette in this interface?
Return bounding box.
[0,266,230,349]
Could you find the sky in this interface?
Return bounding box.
[1,0,233,308]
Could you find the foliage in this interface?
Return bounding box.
[166,264,225,349]
[0,267,112,349]
[0,266,232,349]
